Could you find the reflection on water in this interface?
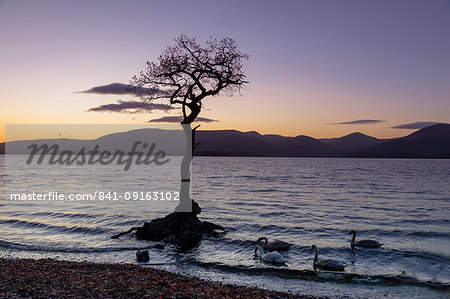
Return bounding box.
[1,156,449,298]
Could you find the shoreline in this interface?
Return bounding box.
[0,257,319,298]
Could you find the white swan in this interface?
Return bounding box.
[349,230,382,249]
[311,245,346,271]
[257,236,290,252]
[254,245,287,264]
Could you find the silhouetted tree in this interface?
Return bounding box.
[112,36,248,247]
[131,35,249,124]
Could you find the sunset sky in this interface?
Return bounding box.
[1,0,449,142]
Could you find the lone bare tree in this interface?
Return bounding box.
[131,35,249,124]
[112,36,248,249]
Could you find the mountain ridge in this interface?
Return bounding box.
[353,123,450,158]
[1,124,449,158]
[320,132,385,152]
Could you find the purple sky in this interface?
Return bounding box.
[1,0,449,140]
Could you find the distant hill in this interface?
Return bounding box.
[355,124,450,158]
[195,130,343,157]
[195,125,449,158]
[0,129,186,156]
[1,124,449,158]
[320,132,383,152]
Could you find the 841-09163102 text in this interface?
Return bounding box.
[9,191,179,201]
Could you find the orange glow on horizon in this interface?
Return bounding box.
[0,118,419,144]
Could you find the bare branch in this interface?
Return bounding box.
[131,35,249,124]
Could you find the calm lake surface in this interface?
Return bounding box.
[1,156,449,298]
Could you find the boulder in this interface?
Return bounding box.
[177,231,202,250]
[211,230,226,238]
[152,244,165,250]
[114,200,225,250]
[201,221,225,233]
[136,250,150,263]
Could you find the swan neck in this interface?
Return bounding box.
[313,247,318,263]
[351,232,356,248]
[261,237,268,246]
[256,246,263,256]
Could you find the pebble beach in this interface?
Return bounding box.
[0,258,318,298]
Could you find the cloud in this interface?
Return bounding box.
[87,100,175,113]
[148,116,218,123]
[328,119,385,125]
[391,121,443,129]
[78,83,161,96]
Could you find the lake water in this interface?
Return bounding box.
[1,156,449,298]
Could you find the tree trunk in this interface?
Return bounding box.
[181,102,200,124]
[111,122,224,250]
[174,124,193,212]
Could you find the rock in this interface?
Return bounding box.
[177,231,201,250]
[192,200,201,215]
[136,212,201,240]
[114,200,224,250]
[211,230,225,238]
[135,200,202,243]
[201,221,224,233]
[136,250,150,263]
[164,235,177,243]
[152,244,165,250]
